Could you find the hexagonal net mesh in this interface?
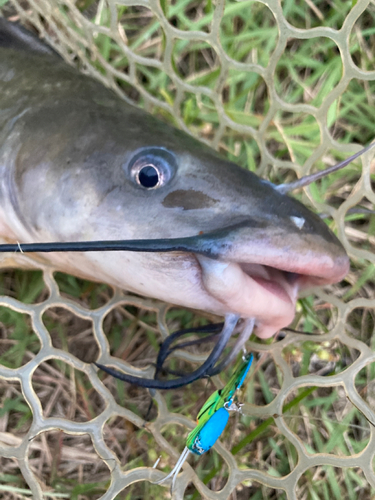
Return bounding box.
[1,0,375,499]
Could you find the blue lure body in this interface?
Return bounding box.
[187,407,230,455]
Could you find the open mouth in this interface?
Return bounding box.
[239,262,301,338]
[240,263,299,303]
[196,256,330,339]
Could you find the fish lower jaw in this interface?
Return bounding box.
[196,255,299,339]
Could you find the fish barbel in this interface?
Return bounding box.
[0,18,350,339]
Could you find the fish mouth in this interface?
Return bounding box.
[192,220,349,339]
[240,263,299,313]
[242,264,301,335]
[196,256,301,339]
[240,263,299,300]
[187,220,349,338]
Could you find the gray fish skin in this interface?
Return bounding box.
[0,19,349,338]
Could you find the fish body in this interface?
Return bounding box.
[0,19,349,338]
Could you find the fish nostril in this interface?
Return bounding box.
[290,216,305,230]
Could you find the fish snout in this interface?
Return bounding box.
[192,217,349,338]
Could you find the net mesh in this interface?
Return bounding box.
[1,0,375,499]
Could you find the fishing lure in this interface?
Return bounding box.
[153,352,254,490]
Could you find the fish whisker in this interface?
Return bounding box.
[152,318,254,380]
[94,314,239,389]
[153,322,225,380]
[207,318,255,376]
[276,141,375,194]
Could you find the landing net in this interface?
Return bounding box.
[1,1,375,499]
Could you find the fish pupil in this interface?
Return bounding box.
[138,165,159,188]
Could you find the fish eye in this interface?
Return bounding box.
[138,164,160,188]
[127,147,177,190]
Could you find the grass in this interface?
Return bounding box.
[1,0,375,499]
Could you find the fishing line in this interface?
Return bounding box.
[281,327,323,335]
[274,327,324,342]
[159,331,221,356]
[254,413,371,432]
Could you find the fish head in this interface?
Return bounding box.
[1,48,349,338]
